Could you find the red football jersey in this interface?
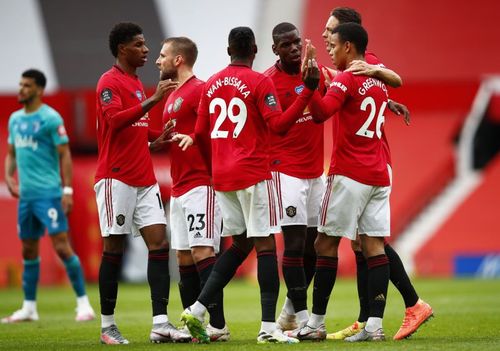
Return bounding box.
[264,62,324,179]
[195,64,279,191]
[310,71,390,186]
[163,76,211,197]
[95,65,156,186]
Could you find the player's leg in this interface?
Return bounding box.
[345,184,391,343]
[94,179,132,344]
[182,190,251,343]
[2,200,41,323]
[327,236,367,340]
[39,197,94,321]
[387,241,433,340]
[136,183,191,343]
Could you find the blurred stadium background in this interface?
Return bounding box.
[0,0,499,288]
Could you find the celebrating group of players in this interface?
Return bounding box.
[3,4,434,346]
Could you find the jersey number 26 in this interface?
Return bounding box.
[356,97,387,139]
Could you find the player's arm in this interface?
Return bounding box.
[58,143,73,214]
[346,60,402,88]
[308,73,350,122]
[388,99,410,125]
[4,144,19,198]
[102,79,178,130]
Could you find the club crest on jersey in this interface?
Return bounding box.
[286,206,297,218]
[295,84,304,95]
[101,88,112,104]
[116,214,125,226]
[265,93,278,110]
[135,90,143,101]
[173,97,183,112]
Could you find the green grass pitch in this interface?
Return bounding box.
[1,278,499,350]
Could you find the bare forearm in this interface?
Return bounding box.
[60,150,73,187]
[375,67,402,88]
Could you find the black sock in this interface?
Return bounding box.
[355,251,369,322]
[99,252,123,316]
[178,264,200,309]
[312,256,338,315]
[148,249,170,317]
[257,250,280,322]
[367,254,390,318]
[283,250,307,312]
[197,256,225,329]
[385,243,419,308]
[304,228,317,287]
[198,244,248,308]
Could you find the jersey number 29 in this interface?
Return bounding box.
[210,97,248,139]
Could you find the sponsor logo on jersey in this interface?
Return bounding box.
[58,125,67,137]
[167,103,173,114]
[295,84,304,95]
[173,97,183,112]
[286,206,297,218]
[265,93,278,110]
[116,214,125,226]
[101,88,112,104]
[15,135,38,151]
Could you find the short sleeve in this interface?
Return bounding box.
[97,75,123,118]
[47,111,69,145]
[7,115,14,145]
[255,76,283,121]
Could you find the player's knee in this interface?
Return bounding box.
[254,235,276,253]
[351,239,361,251]
[191,246,215,263]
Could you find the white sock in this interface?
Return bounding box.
[296,310,310,327]
[153,314,168,325]
[260,321,277,333]
[101,314,115,328]
[22,300,37,312]
[307,313,325,328]
[191,301,207,318]
[283,297,295,315]
[365,317,383,332]
[76,295,90,308]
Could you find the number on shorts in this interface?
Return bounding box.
[210,97,248,139]
[187,214,206,231]
[355,96,387,139]
[156,193,163,209]
[47,208,58,224]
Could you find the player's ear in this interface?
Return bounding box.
[227,46,231,56]
[253,44,258,55]
[272,43,278,56]
[345,41,351,54]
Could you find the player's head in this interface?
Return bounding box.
[18,69,46,105]
[323,7,362,51]
[272,22,302,68]
[227,27,257,62]
[329,23,368,71]
[156,37,198,80]
[109,22,148,67]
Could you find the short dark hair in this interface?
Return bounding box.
[332,23,368,55]
[22,69,46,88]
[272,22,298,43]
[109,22,143,57]
[331,7,362,25]
[163,37,198,67]
[228,26,255,58]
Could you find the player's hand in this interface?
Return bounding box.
[149,120,176,152]
[301,39,317,73]
[345,60,378,76]
[62,194,73,214]
[152,79,178,102]
[388,100,411,126]
[322,66,337,87]
[171,133,194,151]
[302,58,320,91]
[6,179,19,198]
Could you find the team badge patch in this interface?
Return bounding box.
[167,103,173,114]
[100,88,112,104]
[57,125,67,136]
[116,214,125,226]
[286,206,297,218]
[295,85,304,94]
[173,97,183,112]
[264,93,278,110]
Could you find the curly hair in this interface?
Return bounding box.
[108,22,143,57]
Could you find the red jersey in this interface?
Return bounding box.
[163,76,211,197]
[310,71,390,186]
[264,62,324,179]
[95,65,156,186]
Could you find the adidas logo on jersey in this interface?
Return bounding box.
[194,232,203,238]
